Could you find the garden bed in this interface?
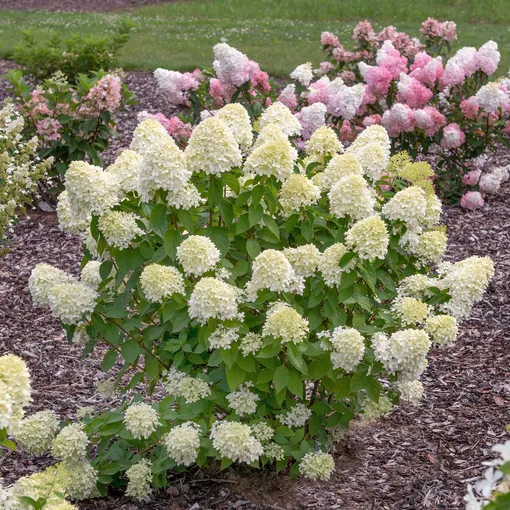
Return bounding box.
[1,183,508,509]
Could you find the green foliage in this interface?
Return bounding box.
[13,21,134,83]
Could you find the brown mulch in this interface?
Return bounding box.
[1,184,509,509]
[0,0,180,12]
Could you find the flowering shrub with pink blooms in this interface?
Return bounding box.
[5,70,135,194]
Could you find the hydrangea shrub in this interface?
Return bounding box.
[0,102,52,247]
[24,109,493,499]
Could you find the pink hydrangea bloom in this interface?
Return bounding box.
[410,54,444,87]
[36,118,61,141]
[362,114,382,127]
[396,73,433,109]
[358,62,393,98]
[321,31,340,47]
[296,102,327,140]
[378,26,422,59]
[319,61,335,75]
[441,123,466,149]
[209,78,233,105]
[475,41,500,75]
[414,106,446,136]
[441,61,466,88]
[479,173,501,193]
[250,62,271,92]
[338,70,356,83]
[278,84,298,111]
[85,74,122,113]
[460,191,484,210]
[191,68,205,81]
[460,96,480,120]
[326,82,366,120]
[462,169,482,186]
[420,18,457,42]
[27,89,51,116]
[381,103,416,136]
[213,43,257,87]
[332,47,359,63]
[376,40,408,79]
[308,77,332,104]
[154,69,199,106]
[353,21,377,44]
[139,112,192,140]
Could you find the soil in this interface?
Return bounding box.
[0,0,180,12]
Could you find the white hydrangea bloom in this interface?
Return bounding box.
[298,102,328,139]
[213,42,252,86]
[345,215,389,261]
[57,460,99,500]
[80,261,103,289]
[162,366,187,395]
[425,314,459,346]
[124,402,160,440]
[476,82,508,113]
[391,297,430,325]
[56,190,90,234]
[97,210,144,250]
[10,467,66,509]
[15,410,59,455]
[210,421,263,464]
[437,256,494,319]
[348,141,390,181]
[290,62,314,86]
[305,125,343,158]
[246,249,303,300]
[322,153,363,190]
[350,125,391,154]
[0,355,31,427]
[185,117,242,175]
[254,123,289,149]
[138,137,191,202]
[65,161,121,220]
[413,230,447,265]
[398,274,432,298]
[107,150,142,194]
[176,376,212,403]
[328,174,375,221]
[177,235,221,277]
[262,301,309,344]
[239,333,263,356]
[251,422,274,441]
[424,193,442,227]
[130,118,171,156]
[327,327,365,372]
[279,174,321,215]
[164,422,201,466]
[125,460,152,501]
[51,423,88,462]
[360,394,393,422]
[299,452,335,481]
[259,102,302,137]
[167,182,204,210]
[47,282,98,325]
[140,264,185,302]
[226,383,260,416]
[396,379,424,404]
[188,277,239,324]
[0,380,13,430]
[279,403,312,427]
[319,243,353,286]
[217,103,253,150]
[371,329,431,380]
[283,244,321,278]
[208,325,239,350]
[382,186,427,227]
[29,263,76,307]
[244,136,298,182]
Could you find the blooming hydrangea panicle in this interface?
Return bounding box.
[305,125,344,159]
[322,153,363,190]
[124,402,160,440]
[279,173,321,215]
[360,394,393,422]
[329,174,375,221]
[425,314,459,346]
[441,123,466,149]
[396,379,424,404]
[188,277,239,324]
[57,460,99,500]
[413,230,447,265]
[347,141,390,181]
[164,422,201,466]
[290,62,314,86]
[130,118,172,156]
[52,423,88,462]
[212,43,255,87]
[259,102,302,137]
[239,332,263,356]
[279,403,312,428]
[80,261,104,289]
[107,150,143,194]
[57,190,90,234]
[283,244,321,278]
[184,117,242,175]
[318,242,354,287]
[326,327,365,372]
[15,410,59,455]
[29,264,76,307]
[176,376,211,403]
[391,297,430,325]
[125,459,153,501]
[382,186,427,227]
[98,210,144,250]
[154,68,199,106]
[460,191,485,210]
[299,452,335,481]
[210,421,263,464]
[226,383,260,416]
[140,264,186,302]
[176,235,221,277]
[48,282,98,325]
[262,302,309,344]
[345,215,389,261]
[296,102,328,140]
[208,325,239,350]
[216,103,253,150]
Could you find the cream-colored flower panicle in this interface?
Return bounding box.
[305,125,343,159]
[299,452,335,481]
[217,103,253,150]
[140,264,185,302]
[226,383,260,416]
[318,242,354,287]
[279,174,321,215]
[259,101,302,137]
[29,263,76,307]
[130,118,171,156]
[164,421,201,466]
[326,327,365,372]
[185,117,242,175]
[48,282,98,325]
[176,235,221,276]
[15,410,59,455]
[125,460,152,501]
[52,423,88,462]
[107,149,142,194]
[283,244,321,278]
[124,402,160,440]
[322,153,363,190]
[188,277,239,324]
[328,173,375,221]
[345,215,389,261]
[210,421,264,464]
[262,301,309,343]
[98,210,144,250]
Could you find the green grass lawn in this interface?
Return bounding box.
[1,0,510,75]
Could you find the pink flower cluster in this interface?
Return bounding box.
[154,69,200,107]
[420,18,457,42]
[35,118,61,141]
[85,75,122,113]
[138,111,192,140]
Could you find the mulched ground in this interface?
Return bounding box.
[1,183,509,509]
[0,0,179,12]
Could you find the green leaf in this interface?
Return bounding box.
[164,230,182,261]
[287,371,303,398]
[102,349,117,372]
[248,204,264,227]
[236,213,250,235]
[263,215,280,239]
[246,239,261,260]
[208,176,224,207]
[150,203,168,233]
[340,270,357,289]
[99,261,113,280]
[204,227,230,256]
[222,173,240,195]
[339,252,356,267]
[121,339,140,363]
[226,364,246,391]
[0,438,16,451]
[273,366,290,393]
[252,185,265,206]
[287,344,308,375]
